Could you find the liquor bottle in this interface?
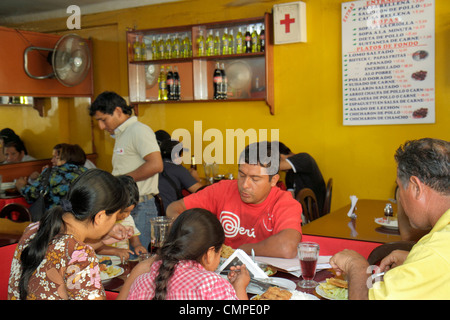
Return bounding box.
[165,35,172,59]
[213,62,222,100]
[197,30,205,56]
[244,26,252,53]
[183,33,192,57]
[220,63,227,99]
[151,36,158,60]
[222,28,229,55]
[259,25,265,52]
[228,29,234,55]
[173,66,181,100]
[236,27,243,54]
[158,36,165,60]
[172,34,181,58]
[251,25,258,53]
[133,35,142,61]
[190,156,197,170]
[206,30,214,56]
[158,66,168,101]
[166,66,174,100]
[139,36,147,60]
[214,30,221,56]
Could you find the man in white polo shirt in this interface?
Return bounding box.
[89,91,163,253]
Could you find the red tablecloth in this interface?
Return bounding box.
[0,196,30,211]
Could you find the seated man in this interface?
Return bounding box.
[330,138,450,299]
[166,141,303,259]
[278,142,326,214]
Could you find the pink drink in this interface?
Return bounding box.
[300,257,318,280]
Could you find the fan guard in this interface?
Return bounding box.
[24,34,91,87]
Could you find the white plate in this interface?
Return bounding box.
[375,217,398,230]
[247,277,296,295]
[251,290,319,300]
[100,266,124,281]
[315,284,347,300]
[97,254,122,266]
[1,182,15,191]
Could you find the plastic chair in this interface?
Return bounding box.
[367,241,416,265]
[0,203,32,222]
[322,178,333,216]
[296,188,320,224]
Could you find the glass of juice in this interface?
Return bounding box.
[297,242,320,288]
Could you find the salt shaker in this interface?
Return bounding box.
[384,203,394,223]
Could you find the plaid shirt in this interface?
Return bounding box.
[128,260,238,300]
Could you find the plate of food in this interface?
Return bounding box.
[316,278,348,300]
[252,286,319,300]
[247,277,296,295]
[375,217,398,230]
[100,265,124,281]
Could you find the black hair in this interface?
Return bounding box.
[153,208,225,300]
[89,91,134,116]
[117,175,139,207]
[239,141,280,177]
[18,169,129,299]
[160,139,183,160]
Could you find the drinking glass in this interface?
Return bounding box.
[298,242,320,288]
[150,216,173,254]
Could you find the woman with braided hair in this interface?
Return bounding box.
[126,208,250,300]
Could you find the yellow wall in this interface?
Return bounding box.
[5,0,450,211]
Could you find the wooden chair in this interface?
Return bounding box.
[0,203,32,222]
[367,241,416,265]
[322,178,333,216]
[296,188,320,224]
[154,194,165,216]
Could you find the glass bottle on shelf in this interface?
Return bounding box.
[220,62,227,100]
[151,36,158,60]
[213,62,222,100]
[228,29,235,55]
[158,36,165,60]
[214,30,221,56]
[172,34,181,58]
[174,66,181,101]
[158,66,168,101]
[166,66,174,100]
[182,33,191,58]
[251,25,259,53]
[259,24,265,52]
[236,27,243,54]
[197,30,205,56]
[222,28,229,55]
[165,35,172,59]
[206,30,214,56]
[244,26,252,53]
[133,35,142,61]
[140,36,147,60]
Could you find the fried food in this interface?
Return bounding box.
[327,277,348,288]
[259,286,293,300]
[220,244,235,259]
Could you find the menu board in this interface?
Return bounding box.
[342,0,435,126]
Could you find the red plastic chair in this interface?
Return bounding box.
[0,243,18,300]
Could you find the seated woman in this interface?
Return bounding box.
[15,143,87,210]
[8,169,130,300]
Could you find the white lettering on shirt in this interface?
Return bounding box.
[220,211,255,239]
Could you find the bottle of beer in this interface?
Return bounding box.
[173,66,181,100]
[222,28,229,55]
[140,36,147,60]
[236,27,243,54]
[172,33,181,58]
[158,66,167,101]
[244,26,252,53]
[191,156,197,170]
[151,36,158,60]
[214,30,221,56]
[220,63,227,100]
[206,30,214,56]
[133,35,142,61]
[228,29,235,55]
[213,62,222,100]
[197,30,205,57]
[158,36,165,60]
[166,66,174,100]
[165,35,172,59]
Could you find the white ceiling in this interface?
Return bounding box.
[0,0,180,24]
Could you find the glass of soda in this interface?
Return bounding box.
[298,242,320,289]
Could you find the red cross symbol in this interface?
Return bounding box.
[280,13,296,33]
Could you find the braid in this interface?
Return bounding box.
[153,240,183,300]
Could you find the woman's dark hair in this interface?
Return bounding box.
[54,143,86,166]
[18,169,129,299]
[153,208,225,300]
[88,91,134,116]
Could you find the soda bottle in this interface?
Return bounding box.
[197,30,205,56]
[158,66,167,101]
[173,66,181,100]
[220,63,227,100]
[158,36,165,60]
[133,35,142,61]
[244,26,252,53]
[236,27,243,54]
[214,30,221,55]
[259,25,265,52]
[228,29,235,54]
[213,62,222,100]
[222,28,229,55]
[165,35,172,59]
[151,36,158,60]
[172,34,181,58]
[251,25,258,53]
[206,30,214,56]
[166,66,174,100]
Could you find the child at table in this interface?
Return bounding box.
[126,208,250,300]
[95,175,148,262]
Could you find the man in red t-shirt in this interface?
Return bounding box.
[166,142,302,259]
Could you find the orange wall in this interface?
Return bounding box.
[4,0,450,211]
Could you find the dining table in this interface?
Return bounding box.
[0,217,30,246]
[302,199,402,244]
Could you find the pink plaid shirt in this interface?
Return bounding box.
[127,260,238,300]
